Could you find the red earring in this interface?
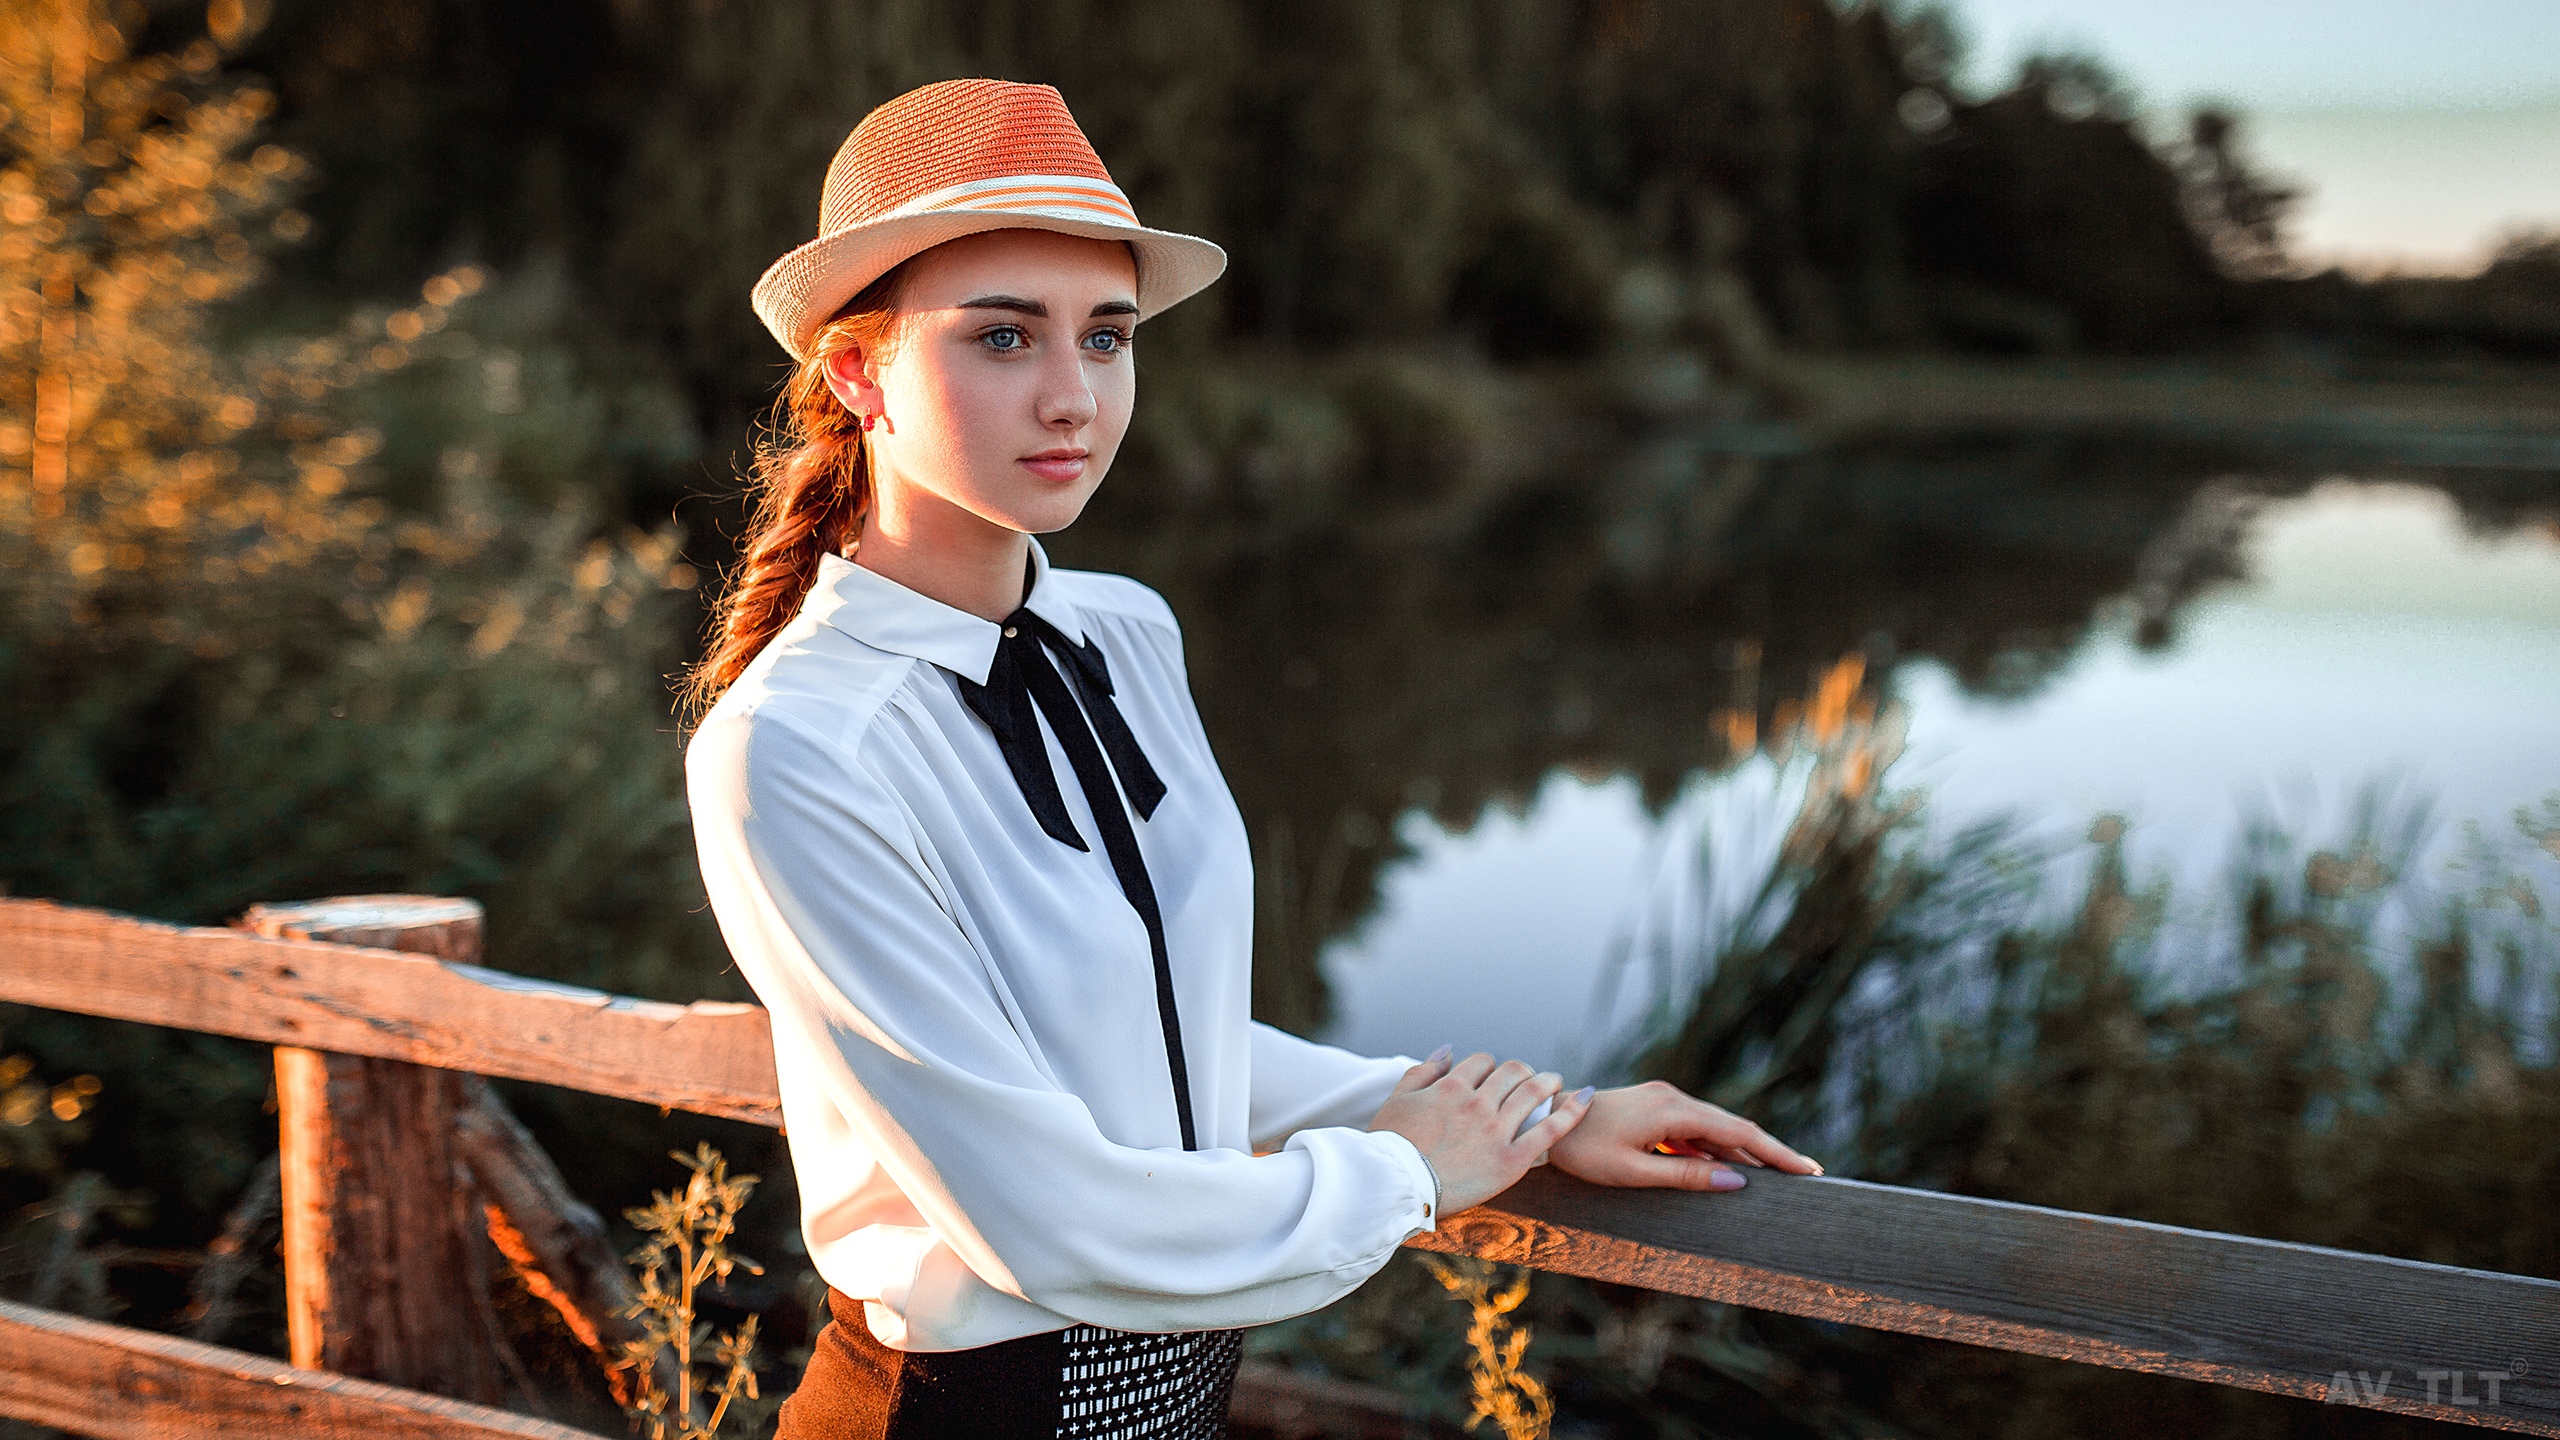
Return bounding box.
[858,412,877,432]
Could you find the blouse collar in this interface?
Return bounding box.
[805,538,1087,687]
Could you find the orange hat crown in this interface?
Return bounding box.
[822,81,1122,227]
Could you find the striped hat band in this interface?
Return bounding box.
[883,174,1142,228]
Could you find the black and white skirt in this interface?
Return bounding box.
[777,1287,1243,1440]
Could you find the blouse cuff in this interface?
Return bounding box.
[1373,1129,1440,1234]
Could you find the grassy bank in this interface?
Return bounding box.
[1797,355,2560,444]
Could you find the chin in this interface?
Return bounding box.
[984,481,1104,536]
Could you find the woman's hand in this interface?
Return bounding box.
[1547,1080,1822,1191]
[1367,1048,1593,1216]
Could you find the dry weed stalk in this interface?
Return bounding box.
[1421,1254,1554,1440]
[621,1143,765,1440]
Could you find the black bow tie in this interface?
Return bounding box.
[956,609,1196,1150]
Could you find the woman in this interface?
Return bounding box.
[683,79,1820,1438]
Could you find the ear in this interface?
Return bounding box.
[819,346,883,423]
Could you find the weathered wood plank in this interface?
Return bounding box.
[275,1048,507,1397]
[244,895,486,960]
[1412,1168,2560,1435]
[0,1296,613,1440]
[261,898,508,1399]
[0,898,780,1126]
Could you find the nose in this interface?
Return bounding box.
[1033,345,1097,433]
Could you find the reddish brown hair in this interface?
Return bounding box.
[681,265,908,720]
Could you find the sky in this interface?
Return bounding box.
[1943,0,2560,271]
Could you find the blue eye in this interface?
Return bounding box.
[983,326,1027,351]
[1085,328,1132,355]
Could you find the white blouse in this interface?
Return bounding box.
[684,542,1439,1353]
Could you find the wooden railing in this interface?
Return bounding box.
[2,895,2555,1437]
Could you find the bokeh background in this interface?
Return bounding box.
[3,2,2555,1436]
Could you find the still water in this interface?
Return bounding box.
[1060,435,2560,1071]
[1315,476,2560,1073]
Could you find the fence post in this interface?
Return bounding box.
[246,895,510,1402]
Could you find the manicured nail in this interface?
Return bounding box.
[1571,1085,1595,1105]
[1709,1166,1747,1191]
[1426,1043,1452,1063]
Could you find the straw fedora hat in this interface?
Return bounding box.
[751,79,1228,361]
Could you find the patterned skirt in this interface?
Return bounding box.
[776,1287,1244,1440]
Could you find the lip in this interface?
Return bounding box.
[1017,447,1089,483]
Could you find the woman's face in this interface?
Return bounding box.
[828,228,1139,542]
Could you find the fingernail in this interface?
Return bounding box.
[1709,1166,1747,1191]
[1427,1043,1452,1063]
[1571,1085,1595,1105]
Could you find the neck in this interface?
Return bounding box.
[851,476,1032,622]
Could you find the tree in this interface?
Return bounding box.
[0,0,436,647]
[0,0,708,983]
[2177,107,2301,281]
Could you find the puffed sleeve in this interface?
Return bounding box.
[1246,1023,1417,1150]
[688,707,1438,1335]
[1249,1028,1556,1164]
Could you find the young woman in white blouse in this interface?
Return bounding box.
[682,80,1820,1439]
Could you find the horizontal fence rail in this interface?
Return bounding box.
[3,897,2555,1435]
[0,898,780,1125]
[1410,1170,2559,1434]
[0,1298,613,1440]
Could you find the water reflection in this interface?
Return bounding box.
[1900,481,2560,887]
[1049,433,2560,1043]
[1320,760,1820,1075]
[1316,478,2560,1071]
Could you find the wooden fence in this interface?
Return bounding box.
[2,895,2554,1436]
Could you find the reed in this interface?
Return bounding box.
[1420,1255,1555,1440]
[619,1144,769,1440]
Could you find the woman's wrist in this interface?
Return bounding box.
[1414,1147,1441,1223]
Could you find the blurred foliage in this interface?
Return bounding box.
[0,0,736,1354]
[205,0,2554,553]
[2175,106,2302,284]
[2355,230,2560,357]
[0,1050,98,1162]
[1901,52,2234,353]
[0,0,716,988]
[0,1040,140,1323]
[1879,797,2560,1268]
[0,0,380,647]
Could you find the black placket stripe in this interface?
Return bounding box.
[959,612,1199,1153]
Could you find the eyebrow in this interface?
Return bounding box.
[958,295,1046,317]
[955,295,1141,319]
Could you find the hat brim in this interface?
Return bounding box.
[751,209,1228,361]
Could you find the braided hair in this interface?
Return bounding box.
[681,265,908,721]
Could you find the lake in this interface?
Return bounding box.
[1057,430,2560,1075]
